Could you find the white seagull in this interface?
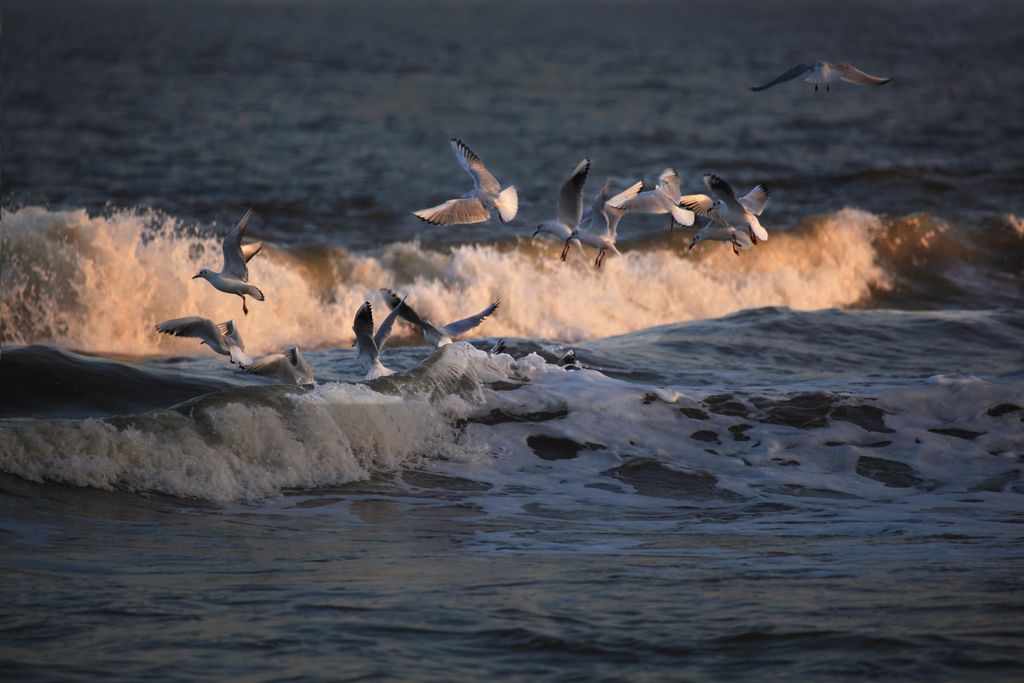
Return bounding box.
[380,288,501,348]
[242,347,314,386]
[681,174,770,245]
[615,168,695,231]
[193,208,266,316]
[413,138,518,226]
[533,158,591,262]
[155,316,253,365]
[751,62,891,92]
[352,300,404,380]
[687,220,755,256]
[569,179,644,268]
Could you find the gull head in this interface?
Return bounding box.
[192,268,210,280]
[532,225,543,238]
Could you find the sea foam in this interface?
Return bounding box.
[2,206,890,354]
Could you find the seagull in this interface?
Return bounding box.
[154,316,253,365]
[687,220,755,256]
[569,178,644,268]
[352,300,404,380]
[488,339,507,356]
[379,288,500,348]
[750,62,891,92]
[533,158,591,262]
[615,168,695,231]
[680,174,770,245]
[192,208,266,316]
[413,138,519,226]
[241,347,314,385]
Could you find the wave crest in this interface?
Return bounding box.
[0,206,902,354]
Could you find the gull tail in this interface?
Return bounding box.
[670,203,696,227]
[495,186,519,223]
[246,285,266,301]
[748,215,769,242]
[365,360,394,381]
[229,346,254,367]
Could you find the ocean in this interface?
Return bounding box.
[2,0,1023,680]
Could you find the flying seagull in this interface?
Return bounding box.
[413,138,519,226]
[352,299,404,380]
[242,346,314,385]
[533,158,591,262]
[155,316,253,365]
[751,62,891,92]
[681,174,770,245]
[569,178,644,268]
[615,168,695,231]
[192,208,266,315]
[379,288,501,347]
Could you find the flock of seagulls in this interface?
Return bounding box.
[426,141,774,263]
[154,212,501,384]
[154,60,890,385]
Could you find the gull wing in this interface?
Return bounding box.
[155,316,226,352]
[837,63,891,86]
[379,288,447,340]
[655,168,681,200]
[750,63,815,91]
[442,297,501,338]
[221,208,253,280]
[283,346,314,384]
[618,190,668,214]
[738,185,770,216]
[242,353,287,378]
[602,180,643,240]
[704,174,746,213]
[353,302,380,362]
[588,178,614,221]
[241,242,263,264]
[679,193,715,217]
[413,198,490,226]
[217,320,245,351]
[374,295,405,352]
[216,320,254,364]
[558,158,590,228]
[450,138,500,194]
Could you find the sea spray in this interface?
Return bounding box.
[1,206,896,354]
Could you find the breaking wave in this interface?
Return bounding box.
[1,206,1019,355]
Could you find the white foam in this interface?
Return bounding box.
[0,380,465,502]
[1,206,890,354]
[1,344,1020,505]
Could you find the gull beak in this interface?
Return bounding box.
[532,227,541,238]
[191,273,201,279]
[688,243,696,251]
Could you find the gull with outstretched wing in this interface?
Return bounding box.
[192,208,266,315]
[414,139,519,226]
[380,288,501,348]
[751,61,891,92]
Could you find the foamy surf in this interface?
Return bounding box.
[2,205,900,355]
[1,342,1021,504]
